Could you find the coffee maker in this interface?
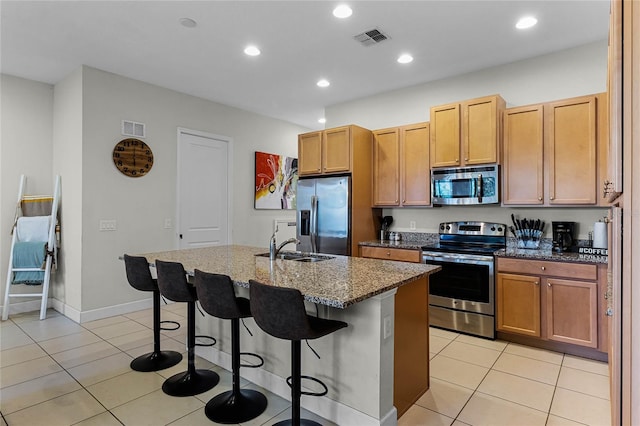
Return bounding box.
[552,221,576,252]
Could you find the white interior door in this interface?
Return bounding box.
[177,129,232,248]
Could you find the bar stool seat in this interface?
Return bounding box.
[155,260,219,397]
[194,270,268,424]
[123,254,182,372]
[249,279,347,426]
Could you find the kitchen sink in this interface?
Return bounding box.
[255,252,334,262]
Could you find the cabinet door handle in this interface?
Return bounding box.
[541,266,546,271]
[548,282,552,287]
[535,281,539,285]
[538,197,543,201]
[550,196,555,200]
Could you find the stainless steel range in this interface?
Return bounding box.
[422,221,506,339]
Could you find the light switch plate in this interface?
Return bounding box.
[164,218,173,229]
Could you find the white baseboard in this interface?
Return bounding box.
[77,298,154,323]
[1,298,53,318]
[5,297,155,324]
[196,345,393,426]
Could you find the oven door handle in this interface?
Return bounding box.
[423,253,494,265]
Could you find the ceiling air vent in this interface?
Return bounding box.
[353,28,389,47]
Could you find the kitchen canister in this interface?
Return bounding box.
[593,221,608,249]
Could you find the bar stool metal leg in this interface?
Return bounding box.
[204,318,268,423]
[130,289,182,372]
[273,340,321,426]
[162,300,219,396]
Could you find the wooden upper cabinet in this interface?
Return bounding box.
[503,105,544,205]
[401,123,430,206]
[430,95,504,168]
[372,128,400,206]
[464,95,505,165]
[323,126,351,174]
[372,122,430,207]
[430,103,460,167]
[502,94,606,207]
[298,125,361,176]
[298,131,323,175]
[546,95,598,205]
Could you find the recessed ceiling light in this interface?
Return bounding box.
[397,54,413,64]
[179,17,197,28]
[244,45,261,56]
[317,79,330,88]
[333,5,352,18]
[516,16,537,29]
[318,118,327,124]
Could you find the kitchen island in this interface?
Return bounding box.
[137,245,440,426]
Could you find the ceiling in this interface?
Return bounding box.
[1,1,610,130]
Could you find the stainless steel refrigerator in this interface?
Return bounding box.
[296,176,351,255]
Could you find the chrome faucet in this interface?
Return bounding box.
[269,226,299,260]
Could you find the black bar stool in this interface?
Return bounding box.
[155,260,220,397]
[194,270,268,423]
[123,254,182,372]
[249,279,347,426]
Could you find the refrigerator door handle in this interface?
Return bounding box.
[311,195,318,253]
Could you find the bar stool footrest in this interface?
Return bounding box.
[286,375,328,397]
[160,320,180,331]
[239,352,264,368]
[195,335,216,347]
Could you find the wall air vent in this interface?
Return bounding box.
[122,120,145,138]
[353,28,389,46]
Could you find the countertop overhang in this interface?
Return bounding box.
[137,245,441,308]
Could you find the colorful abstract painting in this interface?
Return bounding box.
[255,151,298,209]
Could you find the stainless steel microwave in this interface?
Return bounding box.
[431,165,499,205]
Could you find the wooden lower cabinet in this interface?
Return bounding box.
[496,257,603,353]
[546,278,598,348]
[360,246,422,263]
[496,273,541,337]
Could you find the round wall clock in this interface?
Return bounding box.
[112,138,154,177]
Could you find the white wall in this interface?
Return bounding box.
[0,74,54,308]
[325,41,610,239]
[78,66,308,314]
[1,67,309,319]
[326,41,608,129]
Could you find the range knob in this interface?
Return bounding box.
[498,227,503,232]
[440,225,445,230]
[491,226,496,231]
[446,225,451,230]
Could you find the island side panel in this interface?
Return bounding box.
[195,286,398,425]
[394,275,429,417]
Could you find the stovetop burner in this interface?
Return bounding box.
[422,221,507,256]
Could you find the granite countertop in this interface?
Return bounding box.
[138,245,440,309]
[495,248,608,264]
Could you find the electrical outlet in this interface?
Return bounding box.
[99,220,117,231]
[164,218,173,229]
[409,221,416,230]
[383,315,393,339]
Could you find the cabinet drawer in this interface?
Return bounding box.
[497,257,597,281]
[361,246,422,263]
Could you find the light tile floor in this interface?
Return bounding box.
[1,306,611,426]
[400,327,611,426]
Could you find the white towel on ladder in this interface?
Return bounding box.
[16,216,51,242]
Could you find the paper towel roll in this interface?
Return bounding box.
[593,222,608,249]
